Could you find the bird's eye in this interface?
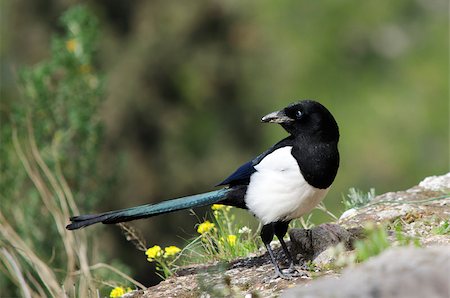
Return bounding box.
[296,110,303,119]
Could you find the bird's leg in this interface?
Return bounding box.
[261,224,287,279]
[274,221,304,276]
[273,221,294,267]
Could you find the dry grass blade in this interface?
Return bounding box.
[0,211,63,297]
[117,223,147,252]
[10,125,95,295]
[25,120,83,287]
[0,248,33,298]
[4,125,140,297]
[29,118,96,293]
[316,202,339,221]
[13,128,86,293]
[72,263,146,290]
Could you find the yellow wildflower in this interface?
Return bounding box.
[164,246,181,257]
[197,220,215,234]
[211,204,225,210]
[145,245,162,261]
[227,234,237,246]
[110,286,132,298]
[212,204,232,212]
[66,39,77,53]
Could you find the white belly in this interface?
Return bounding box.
[245,146,329,224]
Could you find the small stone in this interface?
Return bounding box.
[340,208,357,220]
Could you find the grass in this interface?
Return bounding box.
[354,224,391,262]
[144,204,261,279]
[342,188,376,210]
[323,222,422,270]
[352,222,421,263]
[1,114,145,297]
[193,205,260,261]
[432,220,450,235]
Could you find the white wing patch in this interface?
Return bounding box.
[245,146,329,224]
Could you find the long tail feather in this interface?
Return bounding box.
[66,188,231,230]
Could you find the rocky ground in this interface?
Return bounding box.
[128,173,450,298]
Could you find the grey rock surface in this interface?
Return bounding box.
[288,223,363,262]
[419,172,450,191]
[283,246,450,298]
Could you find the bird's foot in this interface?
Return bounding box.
[264,271,292,282]
[284,265,308,278]
[266,266,308,281]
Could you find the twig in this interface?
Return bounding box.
[117,223,147,252]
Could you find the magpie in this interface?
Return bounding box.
[67,100,340,278]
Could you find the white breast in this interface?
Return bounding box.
[245,146,329,224]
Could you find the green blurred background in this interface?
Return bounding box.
[2,0,448,286]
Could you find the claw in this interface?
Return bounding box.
[275,271,294,280]
[284,266,308,277]
[265,269,294,281]
[266,266,307,281]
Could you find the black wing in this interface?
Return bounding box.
[216,160,256,186]
[216,137,294,187]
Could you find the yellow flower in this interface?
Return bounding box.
[110,286,132,298]
[145,245,162,261]
[227,234,237,246]
[197,220,215,234]
[211,204,232,211]
[211,204,225,210]
[66,39,77,53]
[164,246,181,257]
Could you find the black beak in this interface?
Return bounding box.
[261,110,293,123]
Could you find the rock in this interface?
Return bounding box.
[339,208,357,220]
[283,246,450,298]
[338,173,450,228]
[288,224,363,262]
[419,172,450,191]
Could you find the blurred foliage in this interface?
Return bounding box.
[342,187,376,210]
[355,223,420,262]
[2,0,448,287]
[4,5,105,211]
[431,220,450,235]
[1,4,102,251]
[0,6,135,296]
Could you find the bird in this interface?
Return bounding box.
[66,99,340,279]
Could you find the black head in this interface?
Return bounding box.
[261,100,339,142]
